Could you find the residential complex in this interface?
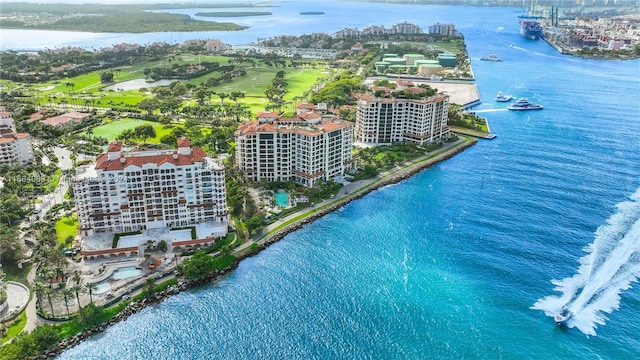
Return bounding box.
[0,111,34,165]
[234,106,354,187]
[355,83,451,146]
[72,137,228,238]
[333,21,458,38]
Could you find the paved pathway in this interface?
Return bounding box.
[239,137,475,251]
[1,282,30,322]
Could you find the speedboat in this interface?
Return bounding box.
[554,308,572,325]
[495,91,513,102]
[507,97,543,111]
[481,54,503,62]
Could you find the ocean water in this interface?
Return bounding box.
[36,2,640,359]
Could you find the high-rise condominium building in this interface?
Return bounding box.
[0,112,34,165]
[355,86,450,146]
[72,137,228,237]
[235,107,354,188]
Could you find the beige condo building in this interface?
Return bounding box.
[0,112,34,165]
[234,107,354,188]
[72,137,228,237]
[355,87,450,146]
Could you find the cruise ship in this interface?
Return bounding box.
[518,15,542,40]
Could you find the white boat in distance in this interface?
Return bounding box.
[481,54,503,61]
[495,91,513,102]
[507,97,543,110]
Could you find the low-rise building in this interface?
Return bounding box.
[40,111,92,127]
[235,108,354,187]
[72,137,228,238]
[0,112,34,165]
[355,84,450,146]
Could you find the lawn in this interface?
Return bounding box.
[21,54,327,117]
[0,263,31,285]
[0,311,27,345]
[87,118,177,143]
[55,215,78,246]
[207,66,327,114]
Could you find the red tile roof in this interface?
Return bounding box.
[41,112,91,127]
[256,111,279,118]
[177,136,190,147]
[108,141,122,152]
[95,147,207,171]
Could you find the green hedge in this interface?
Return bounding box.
[112,230,142,248]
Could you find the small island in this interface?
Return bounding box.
[0,3,249,33]
[300,11,325,15]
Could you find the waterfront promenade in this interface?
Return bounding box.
[242,136,478,251]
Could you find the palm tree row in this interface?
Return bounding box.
[31,280,99,318]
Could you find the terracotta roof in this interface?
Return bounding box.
[0,133,29,143]
[256,111,279,118]
[0,112,12,117]
[298,112,321,120]
[296,103,315,109]
[108,141,122,152]
[41,112,91,127]
[177,136,190,147]
[236,119,351,137]
[82,246,138,256]
[94,147,207,171]
[258,123,276,132]
[276,117,304,124]
[172,237,215,247]
[321,122,351,131]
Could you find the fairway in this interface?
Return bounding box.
[88,118,174,143]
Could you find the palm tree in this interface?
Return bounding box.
[72,271,81,285]
[44,287,57,317]
[32,281,47,312]
[65,82,75,94]
[85,282,98,304]
[143,277,156,298]
[71,284,84,310]
[61,288,73,317]
[52,266,65,285]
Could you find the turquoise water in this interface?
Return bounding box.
[52,2,640,359]
[93,267,143,295]
[275,191,289,207]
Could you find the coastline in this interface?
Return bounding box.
[252,137,477,248]
[37,137,477,359]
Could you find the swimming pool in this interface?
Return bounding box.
[274,191,289,207]
[94,267,143,294]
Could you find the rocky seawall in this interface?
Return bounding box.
[256,139,477,248]
[37,139,477,359]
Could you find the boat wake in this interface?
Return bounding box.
[532,187,640,335]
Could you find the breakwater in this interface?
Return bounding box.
[36,139,476,359]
